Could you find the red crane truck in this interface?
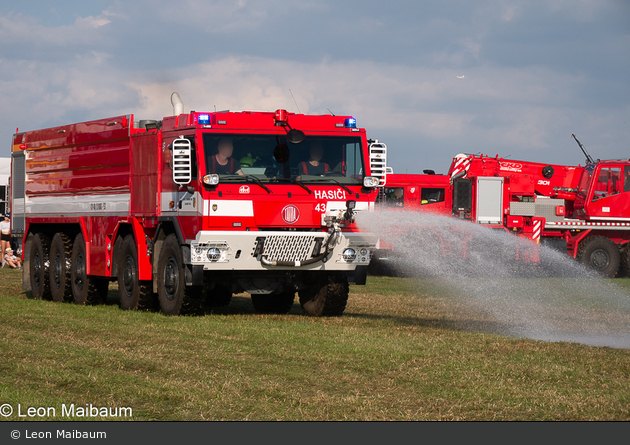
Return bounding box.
[10,94,385,316]
[374,137,630,277]
[373,166,544,272]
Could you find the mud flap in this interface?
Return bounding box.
[185,264,204,286]
[348,266,367,285]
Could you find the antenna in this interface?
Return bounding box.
[289,89,301,113]
[327,108,335,116]
[572,134,594,164]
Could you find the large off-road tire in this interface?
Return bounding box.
[299,273,349,317]
[251,291,295,314]
[70,233,108,305]
[623,246,630,276]
[29,233,52,300]
[156,234,187,315]
[49,232,73,303]
[577,236,620,278]
[117,235,154,310]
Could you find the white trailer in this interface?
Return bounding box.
[0,157,10,215]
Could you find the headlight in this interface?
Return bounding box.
[203,174,220,185]
[207,248,221,262]
[342,248,356,261]
[363,176,380,187]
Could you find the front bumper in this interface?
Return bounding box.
[190,230,377,271]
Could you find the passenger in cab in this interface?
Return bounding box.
[298,141,330,177]
[208,138,244,175]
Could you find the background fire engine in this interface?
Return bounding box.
[374,136,630,277]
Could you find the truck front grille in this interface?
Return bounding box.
[254,235,322,262]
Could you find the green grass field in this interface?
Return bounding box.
[1,268,629,421]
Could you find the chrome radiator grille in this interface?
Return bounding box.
[258,235,319,262]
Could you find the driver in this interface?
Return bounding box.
[298,141,330,176]
[208,138,244,175]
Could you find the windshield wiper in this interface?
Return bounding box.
[220,174,272,194]
[245,175,272,194]
[304,177,353,195]
[292,178,312,194]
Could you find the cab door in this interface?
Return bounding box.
[586,163,630,219]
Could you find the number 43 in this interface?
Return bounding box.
[315,203,326,212]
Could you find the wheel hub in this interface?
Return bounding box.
[122,256,136,295]
[53,252,62,289]
[591,249,610,270]
[73,252,85,291]
[163,257,178,301]
[33,252,41,287]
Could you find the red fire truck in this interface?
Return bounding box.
[375,140,630,277]
[373,168,542,273]
[10,94,385,316]
[446,148,630,277]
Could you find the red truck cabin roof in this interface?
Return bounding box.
[160,110,363,134]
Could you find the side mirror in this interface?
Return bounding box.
[286,129,305,144]
[172,137,192,185]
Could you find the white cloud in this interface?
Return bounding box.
[75,15,111,29]
[0,11,112,48]
[124,56,587,152]
[546,0,620,22]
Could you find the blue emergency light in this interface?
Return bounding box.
[344,117,357,128]
[197,114,210,125]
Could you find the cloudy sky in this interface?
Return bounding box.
[1,0,628,173]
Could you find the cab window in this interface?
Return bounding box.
[421,187,445,205]
[383,187,404,207]
[592,167,622,201]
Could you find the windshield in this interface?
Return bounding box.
[202,134,364,184]
[576,164,594,198]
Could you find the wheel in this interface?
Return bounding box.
[298,273,349,317]
[49,233,73,302]
[577,236,620,278]
[117,235,154,310]
[623,247,630,276]
[156,234,186,315]
[251,291,294,314]
[204,283,232,308]
[70,233,107,305]
[29,233,51,300]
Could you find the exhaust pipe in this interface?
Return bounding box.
[171,92,184,116]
